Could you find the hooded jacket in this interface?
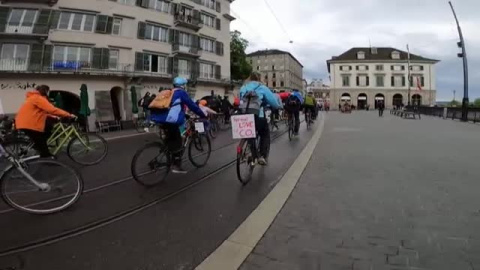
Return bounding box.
[239,81,281,118]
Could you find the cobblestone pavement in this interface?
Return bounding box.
[241,112,480,270]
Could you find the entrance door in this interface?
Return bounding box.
[110,87,122,121]
[375,94,385,109]
[357,93,367,110]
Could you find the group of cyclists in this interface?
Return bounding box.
[9,71,317,174]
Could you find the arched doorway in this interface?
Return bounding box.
[110,87,123,121]
[340,93,351,109]
[49,91,81,115]
[412,94,422,106]
[375,93,385,109]
[392,94,403,108]
[357,93,367,110]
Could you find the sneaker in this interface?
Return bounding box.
[171,165,187,174]
[258,157,267,166]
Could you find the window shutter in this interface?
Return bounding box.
[171,3,178,15]
[169,28,175,43]
[215,65,221,79]
[349,66,352,71]
[167,57,173,74]
[356,76,359,86]
[135,52,144,71]
[402,76,406,86]
[192,61,200,79]
[390,65,394,71]
[215,18,221,30]
[420,66,424,71]
[95,15,109,33]
[49,10,60,29]
[92,48,103,69]
[172,57,179,76]
[137,0,149,8]
[33,9,51,34]
[215,41,222,55]
[106,17,114,34]
[356,66,359,71]
[137,22,146,39]
[391,76,394,86]
[0,7,10,33]
[366,76,369,86]
[193,9,200,21]
[216,2,221,12]
[42,45,53,70]
[101,48,110,69]
[174,30,179,44]
[366,65,369,71]
[28,44,44,71]
[401,65,405,71]
[135,0,142,6]
[421,76,425,87]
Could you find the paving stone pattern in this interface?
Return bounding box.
[240,112,480,270]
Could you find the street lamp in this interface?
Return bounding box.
[449,1,469,122]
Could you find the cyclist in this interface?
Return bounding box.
[15,85,76,158]
[284,89,303,135]
[239,72,281,166]
[304,91,316,122]
[150,77,206,174]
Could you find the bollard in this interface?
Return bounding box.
[443,107,447,119]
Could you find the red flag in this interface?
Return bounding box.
[416,77,423,91]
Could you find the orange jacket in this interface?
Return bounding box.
[15,90,72,132]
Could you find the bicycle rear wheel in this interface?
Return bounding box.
[131,142,170,187]
[288,119,293,141]
[306,113,311,130]
[1,159,83,214]
[188,133,211,168]
[236,139,255,185]
[209,120,219,139]
[67,133,108,165]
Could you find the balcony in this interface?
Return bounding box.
[197,74,231,86]
[173,13,202,31]
[0,25,49,38]
[172,44,201,58]
[0,58,29,71]
[0,0,58,5]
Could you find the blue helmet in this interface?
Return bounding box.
[173,77,188,87]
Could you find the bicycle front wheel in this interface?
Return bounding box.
[131,142,170,187]
[67,133,108,165]
[1,159,83,214]
[236,139,254,185]
[188,133,211,168]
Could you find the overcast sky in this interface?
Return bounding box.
[231,0,479,101]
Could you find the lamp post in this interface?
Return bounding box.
[449,1,469,122]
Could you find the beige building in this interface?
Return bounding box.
[327,47,439,109]
[246,49,303,91]
[0,0,235,128]
[307,79,330,102]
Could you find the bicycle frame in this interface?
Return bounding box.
[47,123,87,155]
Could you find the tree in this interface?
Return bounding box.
[450,100,460,107]
[473,98,480,108]
[230,30,252,81]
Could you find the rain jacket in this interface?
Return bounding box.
[291,91,304,104]
[239,81,281,118]
[15,90,71,132]
[151,88,206,125]
[305,95,315,106]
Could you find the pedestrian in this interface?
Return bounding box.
[221,96,233,124]
[378,101,385,117]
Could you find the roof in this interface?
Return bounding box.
[328,47,440,63]
[247,49,304,68]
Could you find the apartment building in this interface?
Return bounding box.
[327,47,439,109]
[246,49,303,91]
[0,0,235,126]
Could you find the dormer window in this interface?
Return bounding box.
[371,47,378,54]
[357,51,365,60]
[391,51,400,60]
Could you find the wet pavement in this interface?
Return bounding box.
[0,118,316,270]
[241,111,480,270]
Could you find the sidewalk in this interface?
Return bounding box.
[239,112,480,270]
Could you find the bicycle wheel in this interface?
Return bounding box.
[1,159,83,214]
[209,120,218,139]
[188,133,211,168]
[67,133,108,165]
[135,119,147,133]
[236,139,255,185]
[131,142,170,187]
[288,119,293,141]
[306,113,311,130]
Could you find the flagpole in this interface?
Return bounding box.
[407,44,411,106]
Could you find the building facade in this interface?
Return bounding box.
[327,47,439,109]
[0,0,234,127]
[306,78,330,102]
[246,49,303,91]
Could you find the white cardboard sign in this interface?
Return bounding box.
[231,114,256,139]
[194,122,205,133]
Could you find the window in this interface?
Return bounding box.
[357,75,368,87]
[341,75,350,87]
[143,53,168,73]
[144,24,168,42]
[0,44,29,70]
[256,66,259,70]
[178,32,193,46]
[410,76,425,87]
[272,65,275,70]
[109,49,119,69]
[200,38,215,53]
[376,75,384,87]
[178,59,191,79]
[58,12,96,32]
[391,65,404,71]
[357,65,368,71]
[200,63,214,79]
[200,13,215,28]
[7,9,38,28]
[273,81,277,87]
[273,73,276,78]
[411,65,424,71]
[392,51,400,59]
[53,46,92,69]
[148,0,170,13]
[375,65,384,71]
[340,65,351,71]
[111,0,136,5]
[357,51,365,59]
[280,81,284,87]
[112,18,122,35]
[391,75,405,87]
[201,0,216,10]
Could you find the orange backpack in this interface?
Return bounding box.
[149,89,177,110]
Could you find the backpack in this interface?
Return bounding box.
[239,85,262,115]
[149,89,176,110]
[286,95,301,108]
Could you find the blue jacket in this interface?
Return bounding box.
[291,91,304,104]
[239,81,281,118]
[151,88,206,125]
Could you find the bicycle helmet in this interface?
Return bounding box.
[173,77,188,87]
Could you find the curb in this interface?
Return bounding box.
[195,113,326,270]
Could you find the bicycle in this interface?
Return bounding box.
[286,111,295,141]
[208,115,219,139]
[269,109,279,132]
[0,140,84,214]
[4,119,108,166]
[236,131,270,185]
[305,110,312,130]
[131,118,212,187]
